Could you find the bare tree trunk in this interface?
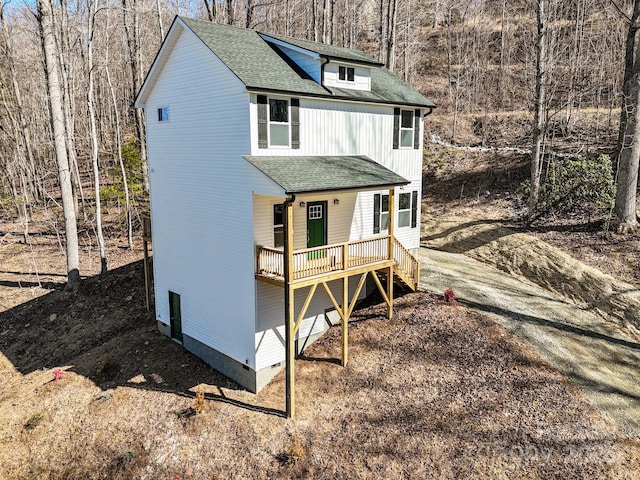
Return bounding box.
[312,0,319,41]
[0,4,41,203]
[226,0,233,25]
[156,0,164,40]
[615,0,640,232]
[105,6,132,249]
[385,0,397,69]
[87,0,107,277]
[56,0,85,220]
[529,0,547,223]
[246,0,253,28]
[614,0,640,233]
[616,0,640,158]
[203,0,216,21]
[37,0,80,290]
[122,0,149,194]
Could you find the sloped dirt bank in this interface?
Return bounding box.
[422,216,640,336]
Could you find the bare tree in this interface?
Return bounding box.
[37,0,81,290]
[614,0,640,232]
[86,0,107,276]
[529,0,547,222]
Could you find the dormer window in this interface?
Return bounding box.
[339,66,355,82]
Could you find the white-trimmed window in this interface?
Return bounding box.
[393,108,420,149]
[268,98,290,147]
[258,95,299,149]
[398,191,418,228]
[373,194,389,234]
[157,106,169,122]
[400,110,414,147]
[339,66,355,82]
[274,204,284,248]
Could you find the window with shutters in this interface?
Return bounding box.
[258,95,300,149]
[373,194,389,234]
[398,191,419,228]
[393,108,421,149]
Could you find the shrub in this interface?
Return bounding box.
[443,289,456,303]
[520,153,615,218]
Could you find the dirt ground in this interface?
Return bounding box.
[1,249,640,478]
[1,148,640,477]
[422,146,640,288]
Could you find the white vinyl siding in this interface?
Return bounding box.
[144,28,279,370]
[323,61,371,91]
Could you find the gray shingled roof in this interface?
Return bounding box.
[180,17,327,96]
[259,32,382,65]
[244,155,409,194]
[179,17,434,108]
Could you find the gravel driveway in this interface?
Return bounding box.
[420,247,640,438]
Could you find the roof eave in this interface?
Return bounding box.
[245,86,436,109]
[285,180,409,195]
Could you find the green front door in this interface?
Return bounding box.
[307,201,327,259]
[169,291,183,342]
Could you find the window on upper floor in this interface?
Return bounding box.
[393,108,421,149]
[269,98,290,146]
[157,106,169,122]
[274,204,284,248]
[339,66,355,82]
[258,95,300,149]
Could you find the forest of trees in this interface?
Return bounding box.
[0,0,638,287]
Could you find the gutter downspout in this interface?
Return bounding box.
[320,56,332,94]
[283,193,295,418]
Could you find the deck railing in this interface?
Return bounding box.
[256,236,420,289]
[392,238,420,290]
[257,237,390,280]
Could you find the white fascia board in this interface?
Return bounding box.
[258,34,320,61]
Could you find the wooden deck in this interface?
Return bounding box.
[256,236,419,290]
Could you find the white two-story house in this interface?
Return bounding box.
[135,16,435,398]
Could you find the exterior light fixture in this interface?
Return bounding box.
[299,201,306,207]
[333,198,340,205]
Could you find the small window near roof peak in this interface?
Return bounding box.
[157,106,169,122]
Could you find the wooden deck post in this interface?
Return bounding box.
[284,198,295,418]
[387,188,395,319]
[341,275,348,366]
[142,215,153,313]
[143,239,151,311]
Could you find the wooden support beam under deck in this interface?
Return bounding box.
[284,199,295,419]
